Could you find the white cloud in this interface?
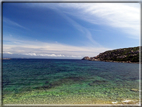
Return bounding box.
[3,36,110,58]
[24,53,37,56]
[22,53,83,58]
[23,53,65,57]
[3,52,13,54]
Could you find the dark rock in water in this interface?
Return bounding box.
[82,56,100,61]
[82,56,101,61]
[34,76,86,90]
[82,56,90,60]
[34,80,63,90]
[129,77,138,81]
[45,81,49,84]
[66,76,86,81]
[130,88,139,92]
[89,80,107,86]
[41,85,52,89]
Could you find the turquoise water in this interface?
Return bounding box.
[3,59,139,104]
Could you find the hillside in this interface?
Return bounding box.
[82,46,140,63]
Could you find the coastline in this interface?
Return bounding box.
[2,58,11,60]
[82,46,140,64]
[86,60,139,64]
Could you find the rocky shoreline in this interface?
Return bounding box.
[82,46,140,63]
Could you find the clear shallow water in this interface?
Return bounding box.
[3,59,139,104]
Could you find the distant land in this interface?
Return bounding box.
[2,58,11,60]
[82,46,141,63]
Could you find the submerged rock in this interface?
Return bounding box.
[89,80,107,86]
[34,76,86,90]
[129,77,139,81]
[65,76,86,81]
[130,88,139,92]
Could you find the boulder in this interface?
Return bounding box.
[130,88,139,92]
[82,56,90,60]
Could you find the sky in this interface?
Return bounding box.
[3,3,140,59]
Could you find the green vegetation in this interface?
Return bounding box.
[99,46,140,62]
[83,46,140,63]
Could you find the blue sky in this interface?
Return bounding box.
[3,3,140,59]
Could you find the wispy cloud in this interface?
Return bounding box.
[3,17,28,30]
[53,8,102,47]
[3,36,110,58]
[26,3,140,39]
[25,3,140,43]
[57,3,140,39]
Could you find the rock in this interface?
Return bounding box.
[130,88,139,92]
[122,100,133,104]
[82,56,90,60]
[82,56,100,61]
[70,77,86,81]
[34,76,86,90]
[112,101,118,104]
[89,80,107,86]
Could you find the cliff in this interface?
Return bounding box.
[82,46,140,63]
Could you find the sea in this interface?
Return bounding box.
[2,59,140,104]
